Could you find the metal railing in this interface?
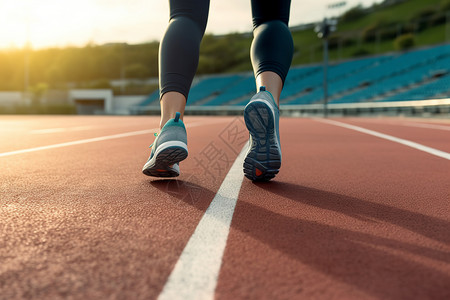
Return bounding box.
[130,98,450,117]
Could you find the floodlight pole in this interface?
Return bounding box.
[316,18,335,118]
[323,37,329,118]
[24,46,30,96]
[121,43,126,94]
[24,14,31,105]
[318,2,344,118]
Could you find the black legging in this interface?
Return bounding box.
[159,0,293,101]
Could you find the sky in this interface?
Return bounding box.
[0,0,378,49]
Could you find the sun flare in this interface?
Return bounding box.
[0,0,377,50]
[0,0,167,49]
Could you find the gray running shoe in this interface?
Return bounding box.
[243,86,281,181]
[142,112,188,177]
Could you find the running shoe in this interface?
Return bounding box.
[243,86,281,181]
[142,112,188,177]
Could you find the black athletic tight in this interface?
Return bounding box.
[159,0,293,101]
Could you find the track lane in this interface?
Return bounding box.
[357,117,450,126]
[0,116,245,299]
[216,118,450,300]
[0,116,231,153]
[2,116,449,300]
[0,115,156,153]
[339,118,450,153]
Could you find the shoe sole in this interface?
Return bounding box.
[142,141,188,177]
[243,100,281,181]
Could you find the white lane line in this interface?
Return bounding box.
[158,145,247,300]
[0,129,159,158]
[0,120,228,158]
[316,119,450,160]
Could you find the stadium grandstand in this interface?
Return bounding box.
[130,43,450,116]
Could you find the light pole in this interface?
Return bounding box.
[121,43,126,94]
[24,13,31,105]
[315,18,337,118]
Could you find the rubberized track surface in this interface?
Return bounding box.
[1,116,449,299]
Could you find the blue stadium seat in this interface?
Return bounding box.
[135,43,450,108]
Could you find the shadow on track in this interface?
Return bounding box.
[236,181,450,299]
[154,177,450,299]
[149,179,215,211]
[255,181,450,245]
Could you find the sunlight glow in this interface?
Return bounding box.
[0,0,167,49]
[0,0,377,50]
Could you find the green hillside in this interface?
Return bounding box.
[288,0,450,65]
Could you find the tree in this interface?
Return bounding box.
[394,33,415,51]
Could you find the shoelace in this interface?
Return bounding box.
[149,113,181,149]
[149,132,158,149]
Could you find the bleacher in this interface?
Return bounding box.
[188,75,243,105]
[132,43,450,112]
[381,72,450,101]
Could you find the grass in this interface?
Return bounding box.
[289,16,449,67]
[339,0,443,31]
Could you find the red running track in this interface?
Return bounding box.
[0,115,449,299]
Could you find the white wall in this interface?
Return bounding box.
[0,92,26,107]
[1,89,148,115]
[69,89,114,113]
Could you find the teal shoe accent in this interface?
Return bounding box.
[174,111,181,122]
